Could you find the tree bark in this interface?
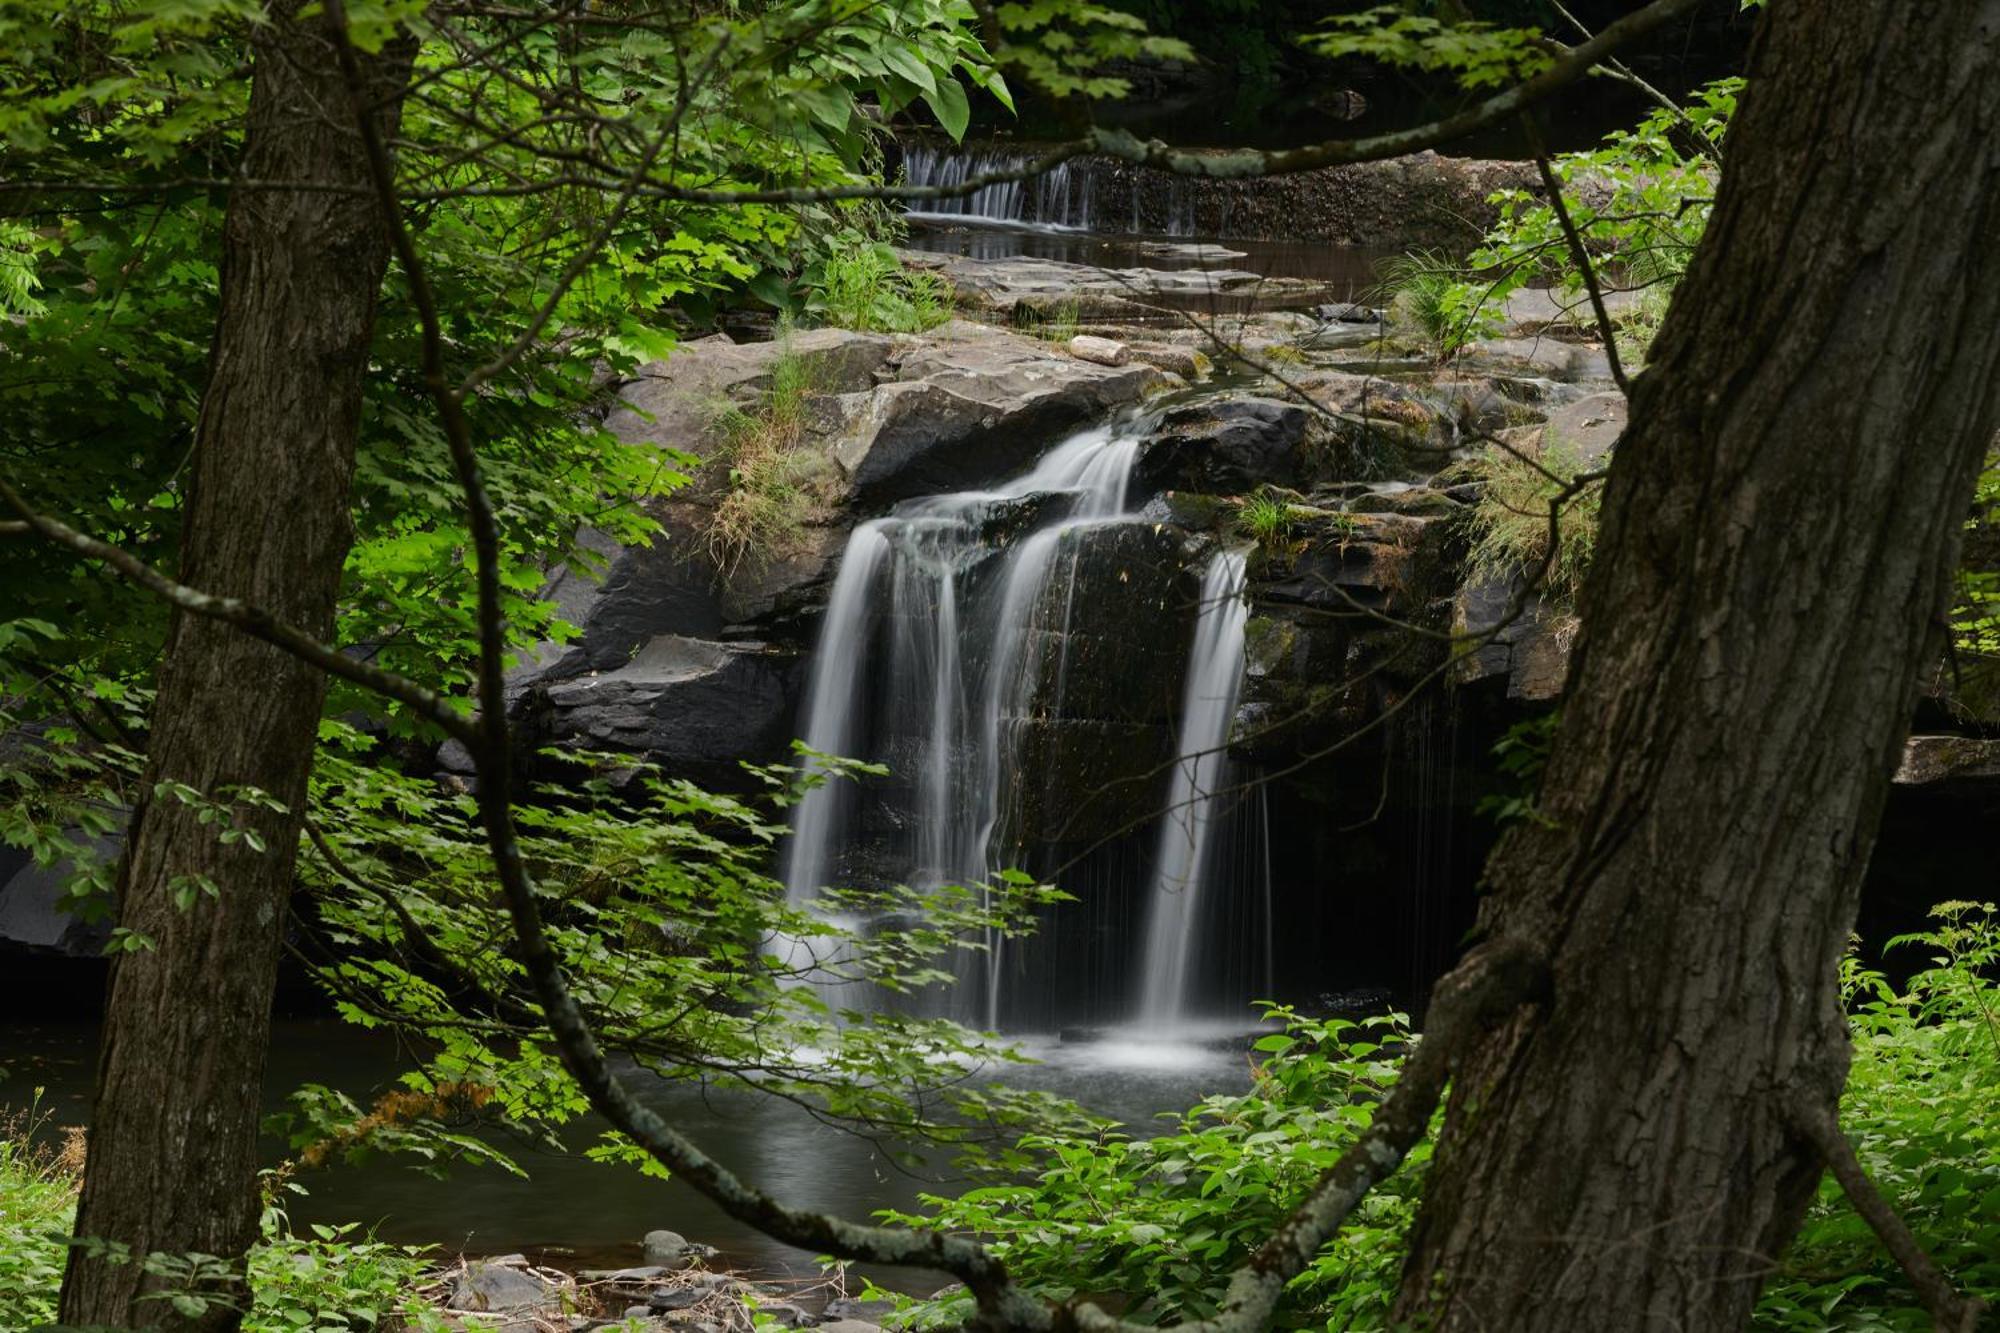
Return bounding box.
[58,11,411,1330]
[1396,3,2000,1329]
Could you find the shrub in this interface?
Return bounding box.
[0,1099,77,1329]
[1372,250,1496,360]
[1462,437,1603,605]
[804,231,954,334]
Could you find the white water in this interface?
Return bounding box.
[901,142,1208,237]
[1134,548,1252,1030]
[783,419,1261,1031]
[781,425,1143,1020]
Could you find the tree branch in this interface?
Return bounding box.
[1523,116,1631,394]
[0,476,476,745]
[1791,1102,1988,1333]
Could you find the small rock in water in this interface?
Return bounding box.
[1067,334,1130,367]
[449,1260,555,1313]
[641,1229,695,1268]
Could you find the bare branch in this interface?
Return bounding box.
[1791,1103,1989,1333]
[0,476,476,745]
[1523,117,1631,394]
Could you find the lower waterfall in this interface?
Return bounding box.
[1134,548,1251,1030]
[781,418,1263,1031]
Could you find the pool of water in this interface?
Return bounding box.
[901,216,1395,299]
[1,1017,1254,1291]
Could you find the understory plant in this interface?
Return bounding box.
[876,903,2000,1330]
[1462,438,1603,606]
[0,1117,436,1332]
[803,229,954,334]
[706,337,841,569]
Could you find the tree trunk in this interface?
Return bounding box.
[59,12,411,1330]
[1395,4,2000,1328]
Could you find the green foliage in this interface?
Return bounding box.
[1475,710,1560,828]
[804,231,956,333]
[879,906,2000,1331]
[1757,904,2000,1329]
[1463,439,1603,605]
[1449,78,1737,365]
[1371,250,1497,360]
[988,3,1193,101]
[1947,457,2000,718]
[879,1008,1420,1329]
[277,730,1089,1176]
[1304,7,1553,89]
[0,1125,438,1333]
[0,1099,77,1329]
[1237,489,1297,549]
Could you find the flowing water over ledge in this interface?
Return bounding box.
[780,416,1272,1033]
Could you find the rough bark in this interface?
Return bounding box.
[58,12,411,1330]
[1396,3,2000,1329]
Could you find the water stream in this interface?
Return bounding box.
[782,418,1265,1031]
[1134,549,1251,1030]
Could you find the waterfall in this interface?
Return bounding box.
[781,423,1142,1021]
[1134,549,1251,1030]
[901,142,1085,230]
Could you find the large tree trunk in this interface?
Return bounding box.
[1395,4,2000,1328]
[59,12,411,1330]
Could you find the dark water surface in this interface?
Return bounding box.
[901,215,1395,299]
[1,1018,1251,1289]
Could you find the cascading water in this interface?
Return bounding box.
[782,423,1140,1021]
[1134,549,1251,1030]
[900,142,1202,237]
[783,418,1263,1033]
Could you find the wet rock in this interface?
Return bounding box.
[828,322,1163,504]
[1136,240,1249,262]
[817,1322,886,1333]
[1894,735,2000,784]
[0,833,116,955]
[1449,573,1576,701]
[1462,337,1615,385]
[905,251,1335,317]
[535,636,803,782]
[1136,396,1316,494]
[449,1261,557,1313]
[1127,341,1209,378]
[607,329,895,456]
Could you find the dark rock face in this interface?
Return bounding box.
[532,636,804,785]
[1137,397,1316,494]
[996,524,1204,847]
[0,837,115,955]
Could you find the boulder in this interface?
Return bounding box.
[606,329,895,457]
[827,322,1163,504]
[0,834,117,955]
[903,251,1335,317]
[1462,336,1615,385]
[817,1322,886,1333]
[1449,572,1577,701]
[449,1261,557,1313]
[535,636,803,782]
[1136,396,1316,494]
[1894,735,2000,785]
[821,1296,897,1322]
